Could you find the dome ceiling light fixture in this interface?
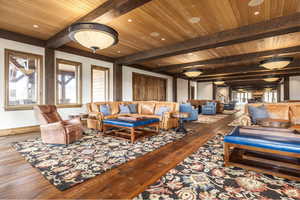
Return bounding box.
[260,57,293,70]
[214,81,225,85]
[183,68,202,78]
[69,22,119,53]
[263,77,280,82]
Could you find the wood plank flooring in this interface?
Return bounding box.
[0,114,238,199]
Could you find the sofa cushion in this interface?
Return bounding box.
[128,104,137,114]
[140,103,155,115]
[265,104,290,120]
[290,105,300,125]
[248,105,269,124]
[99,104,111,116]
[119,104,131,114]
[155,106,170,116]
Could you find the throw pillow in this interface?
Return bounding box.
[99,104,111,116]
[119,104,131,114]
[128,104,137,114]
[155,106,170,116]
[248,105,269,124]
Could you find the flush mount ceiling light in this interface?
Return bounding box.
[263,77,280,82]
[183,69,202,77]
[189,17,200,24]
[214,81,225,85]
[260,57,293,70]
[248,0,264,7]
[69,22,118,53]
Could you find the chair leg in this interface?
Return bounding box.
[224,142,230,167]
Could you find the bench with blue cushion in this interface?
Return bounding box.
[103,118,159,128]
[224,126,300,181]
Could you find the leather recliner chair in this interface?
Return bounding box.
[34,105,83,145]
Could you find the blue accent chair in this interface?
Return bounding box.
[179,103,198,121]
[224,101,236,110]
[201,102,217,115]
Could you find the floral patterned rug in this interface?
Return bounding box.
[12,129,189,191]
[135,134,300,200]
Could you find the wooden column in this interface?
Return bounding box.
[277,84,281,102]
[212,84,217,100]
[44,48,55,104]
[113,63,123,101]
[284,76,290,101]
[173,77,177,102]
[188,80,191,100]
[229,86,232,101]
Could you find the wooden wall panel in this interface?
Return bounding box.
[132,73,167,101]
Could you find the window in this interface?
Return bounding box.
[4,49,43,110]
[56,59,82,107]
[91,65,109,102]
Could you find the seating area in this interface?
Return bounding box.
[1,0,300,199]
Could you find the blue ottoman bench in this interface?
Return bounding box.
[103,117,160,143]
[224,126,300,181]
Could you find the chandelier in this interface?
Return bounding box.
[183,69,202,77]
[69,22,118,53]
[260,57,293,70]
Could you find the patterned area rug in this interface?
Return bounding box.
[12,129,189,191]
[135,134,300,200]
[195,114,228,124]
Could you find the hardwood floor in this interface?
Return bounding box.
[0,114,238,199]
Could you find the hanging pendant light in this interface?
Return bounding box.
[260,57,293,70]
[183,69,202,78]
[69,22,119,53]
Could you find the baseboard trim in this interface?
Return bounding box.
[0,125,40,136]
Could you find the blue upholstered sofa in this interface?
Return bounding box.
[201,102,217,115]
[179,103,198,121]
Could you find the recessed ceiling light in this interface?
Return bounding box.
[150,32,160,37]
[117,51,121,53]
[189,17,200,24]
[128,19,132,22]
[248,0,264,7]
[254,11,260,15]
[161,38,166,41]
[33,24,39,28]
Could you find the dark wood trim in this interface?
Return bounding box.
[117,13,300,64]
[0,29,45,47]
[212,84,217,100]
[188,80,191,100]
[46,0,153,48]
[173,77,177,102]
[44,48,55,104]
[277,85,281,102]
[57,46,114,62]
[284,76,290,100]
[113,63,123,101]
[155,46,300,72]
[229,86,232,101]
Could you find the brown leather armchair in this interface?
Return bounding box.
[34,105,83,145]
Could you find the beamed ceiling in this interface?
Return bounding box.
[1,0,300,87]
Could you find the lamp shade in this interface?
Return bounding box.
[183,69,202,77]
[263,77,279,82]
[214,81,225,85]
[69,23,118,53]
[260,57,292,70]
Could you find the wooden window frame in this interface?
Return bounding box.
[91,65,110,102]
[4,49,43,111]
[55,58,82,108]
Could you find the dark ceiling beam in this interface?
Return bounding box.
[116,13,300,65]
[0,29,45,47]
[155,45,300,72]
[196,69,300,82]
[46,0,153,48]
[57,45,114,62]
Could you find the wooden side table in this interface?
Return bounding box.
[257,118,290,128]
[172,112,190,133]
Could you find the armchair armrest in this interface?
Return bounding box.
[64,117,81,126]
[88,112,104,120]
[40,122,67,144]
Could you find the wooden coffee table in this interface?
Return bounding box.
[102,118,160,143]
[257,118,290,128]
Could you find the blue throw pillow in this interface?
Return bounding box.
[128,104,137,114]
[248,105,269,124]
[99,104,111,116]
[119,104,131,114]
[155,106,170,116]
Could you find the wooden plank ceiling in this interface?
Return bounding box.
[1,0,300,86]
